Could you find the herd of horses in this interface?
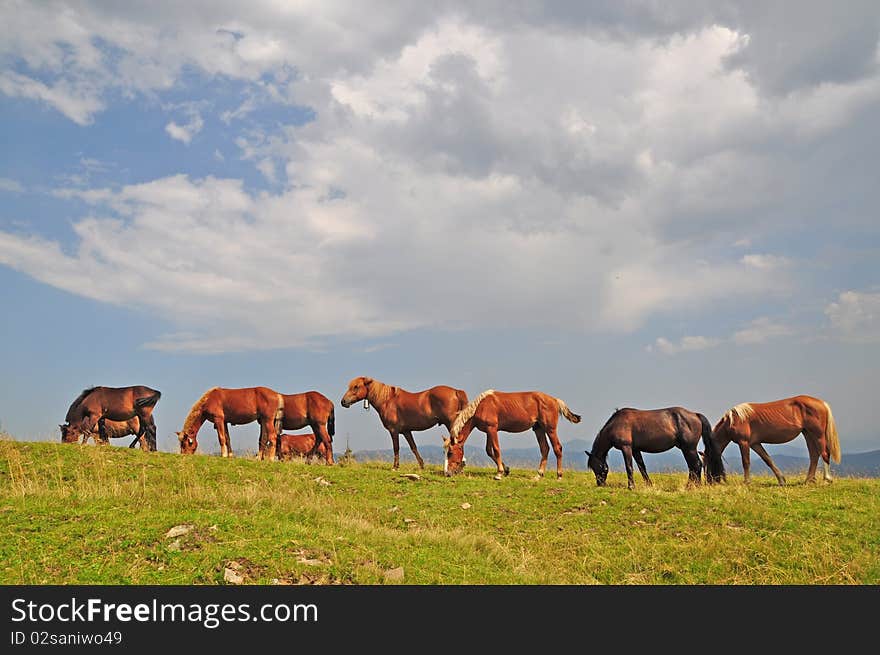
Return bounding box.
[58,379,842,488]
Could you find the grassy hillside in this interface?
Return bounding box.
[1,440,877,584]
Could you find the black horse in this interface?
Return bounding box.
[585,407,717,489]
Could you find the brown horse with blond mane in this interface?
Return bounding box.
[277,391,335,464]
[277,432,327,463]
[443,389,582,480]
[341,377,468,469]
[60,385,161,451]
[67,416,152,451]
[703,395,841,485]
[177,387,284,460]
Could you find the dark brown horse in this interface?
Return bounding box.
[443,389,582,480]
[67,416,152,451]
[341,377,468,469]
[60,385,160,451]
[277,391,335,464]
[585,407,713,489]
[277,432,328,463]
[177,387,284,460]
[704,395,841,485]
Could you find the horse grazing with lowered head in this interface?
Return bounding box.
[60,385,161,451]
[444,389,582,480]
[177,387,284,460]
[704,395,841,485]
[585,407,715,489]
[341,377,468,469]
[277,432,328,463]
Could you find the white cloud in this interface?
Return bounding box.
[0,178,24,193]
[732,317,794,344]
[825,290,880,342]
[740,254,792,270]
[653,316,794,355]
[164,106,204,144]
[653,335,722,355]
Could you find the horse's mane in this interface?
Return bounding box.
[451,389,495,438]
[597,407,624,435]
[366,379,396,407]
[66,386,99,421]
[182,387,218,435]
[717,402,754,430]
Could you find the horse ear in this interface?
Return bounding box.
[363,377,373,385]
[584,450,592,457]
[176,431,184,442]
[443,437,450,450]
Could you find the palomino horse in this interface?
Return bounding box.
[704,395,841,485]
[277,432,328,463]
[60,385,161,451]
[444,390,581,480]
[585,407,714,489]
[177,387,284,459]
[341,377,468,469]
[65,416,152,452]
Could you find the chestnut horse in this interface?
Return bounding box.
[277,391,335,464]
[443,389,582,480]
[177,387,284,459]
[66,416,152,451]
[61,385,160,451]
[704,395,841,485]
[341,377,468,469]
[277,432,328,463]
[585,407,714,489]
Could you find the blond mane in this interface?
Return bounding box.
[450,389,495,438]
[722,402,754,426]
[182,387,218,435]
[366,379,395,407]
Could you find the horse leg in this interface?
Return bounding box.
[314,423,334,465]
[402,431,425,469]
[804,434,820,483]
[619,445,635,489]
[487,427,507,480]
[389,430,401,470]
[751,443,785,486]
[739,441,751,483]
[215,421,229,458]
[633,449,652,486]
[805,428,833,483]
[682,448,702,487]
[261,419,278,461]
[546,427,564,480]
[533,427,550,480]
[97,417,109,445]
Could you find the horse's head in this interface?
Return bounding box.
[177,431,197,454]
[585,450,608,486]
[341,376,372,408]
[443,436,467,476]
[59,423,80,443]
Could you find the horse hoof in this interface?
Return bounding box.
[503,465,510,477]
[493,473,504,481]
[556,474,563,480]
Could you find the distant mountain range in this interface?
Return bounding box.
[353,438,880,477]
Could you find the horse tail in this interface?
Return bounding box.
[327,404,336,439]
[456,389,469,413]
[135,389,162,408]
[556,398,581,424]
[451,389,494,438]
[699,412,725,483]
[823,401,841,464]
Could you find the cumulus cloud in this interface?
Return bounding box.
[652,317,794,355]
[825,290,880,342]
[0,2,878,351]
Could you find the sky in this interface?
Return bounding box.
[1,1,878,459]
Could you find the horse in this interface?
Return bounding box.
[176,387,284,460]
[443,389,582,480]
[275,391,335,464]
[584,407,714,489]
[277,432,328,463]
[68,416,152,452]
[341,377,468,470]
[60,385,161,451]
[704,395,841,485]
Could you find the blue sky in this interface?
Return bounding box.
[1,2,878,459]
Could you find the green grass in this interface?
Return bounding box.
[0,439,877,584]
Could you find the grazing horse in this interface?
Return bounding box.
[341,377,468,470]
[443,389,582,480]
[584,407,714,489]
[276,391,335,465]
[69,416,152,452]
[177,387,284,460]
[704,395,841,485]
[60,385,161,451]
[277,432,328,463]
